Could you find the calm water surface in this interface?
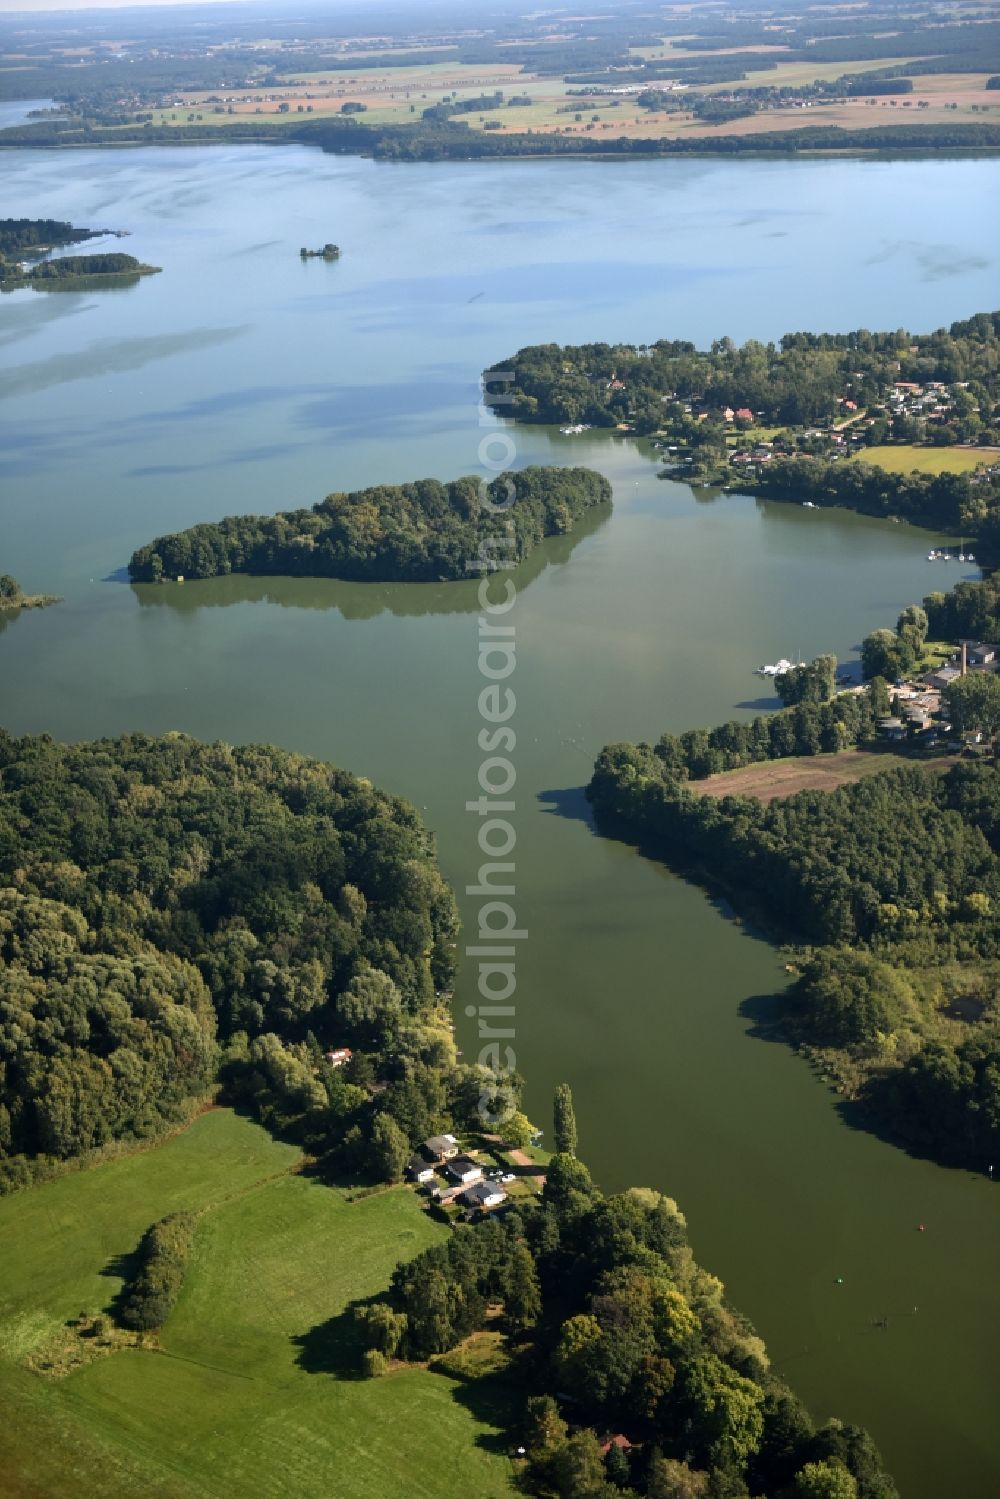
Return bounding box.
[1,145,999,1495]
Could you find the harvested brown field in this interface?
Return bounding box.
[694,749,957,804]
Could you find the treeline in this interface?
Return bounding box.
[117,1212,195,1331]
[0,729,463,1190]
[356,1133,898,1499]
[7,112,1000,161]
[925,572,1000,640]
[751,458,1000,559]
[0,217,95,256]
[127,467,612,584]
[589,753,999,951]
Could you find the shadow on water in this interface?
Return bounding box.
[536,784,595,829]
[738,989,995,1175]
[733,696,780,712]
[127,502,613,622]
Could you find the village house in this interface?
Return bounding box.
[926,664,962,692]
[324,1047,352,1068]
[462,1180,507,1211]
[969,643,997,667]
[877,716,907,742]
[735,406,754,423]
[423,1133,459,1162]
[407,1155,436,1185]
[445,1154,483,1186]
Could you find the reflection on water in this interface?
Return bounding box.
[129,501,613,620]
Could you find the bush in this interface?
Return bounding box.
[117,1212,196,1331]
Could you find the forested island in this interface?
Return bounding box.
[588,571,1000,1171]
[485,312,1000,555]
[0,724,897,1499]
[0,253,159,289]
[127,467,612,584]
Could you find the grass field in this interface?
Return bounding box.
[0,1110,516,1499]
[695,748,956,803]
[855,444,999,476]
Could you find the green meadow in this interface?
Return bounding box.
[0,1110,516,1499]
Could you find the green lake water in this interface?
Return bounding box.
[1,144,999,1494]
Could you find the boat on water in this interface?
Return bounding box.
[559,423,592,435]
[802,501,816,509]
[754,657,804,678]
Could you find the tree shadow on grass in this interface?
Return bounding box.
[443,1367,520,1459]
[292,1301,371,1380]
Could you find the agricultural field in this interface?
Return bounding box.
[0,1110,516,1499]
[694,748,957,804]
[856,444,1000,475]
[144,47,1000,140]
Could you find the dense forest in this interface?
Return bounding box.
[586,568,1000,1168]
[127,467,612,584]
[0,729,472,1190]
[352,1090,898,1499]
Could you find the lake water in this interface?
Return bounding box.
[1,144,999,1494]
[0,99,57,131]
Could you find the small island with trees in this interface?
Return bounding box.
[127,466,612,584]
[0,252,160,290]
[0,217,155,289]
[0,574,60,615]
[299,243,340,259]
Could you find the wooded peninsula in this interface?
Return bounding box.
[588,569,1000,1171]
[127,467,612,584]
[485,311,1000,557]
